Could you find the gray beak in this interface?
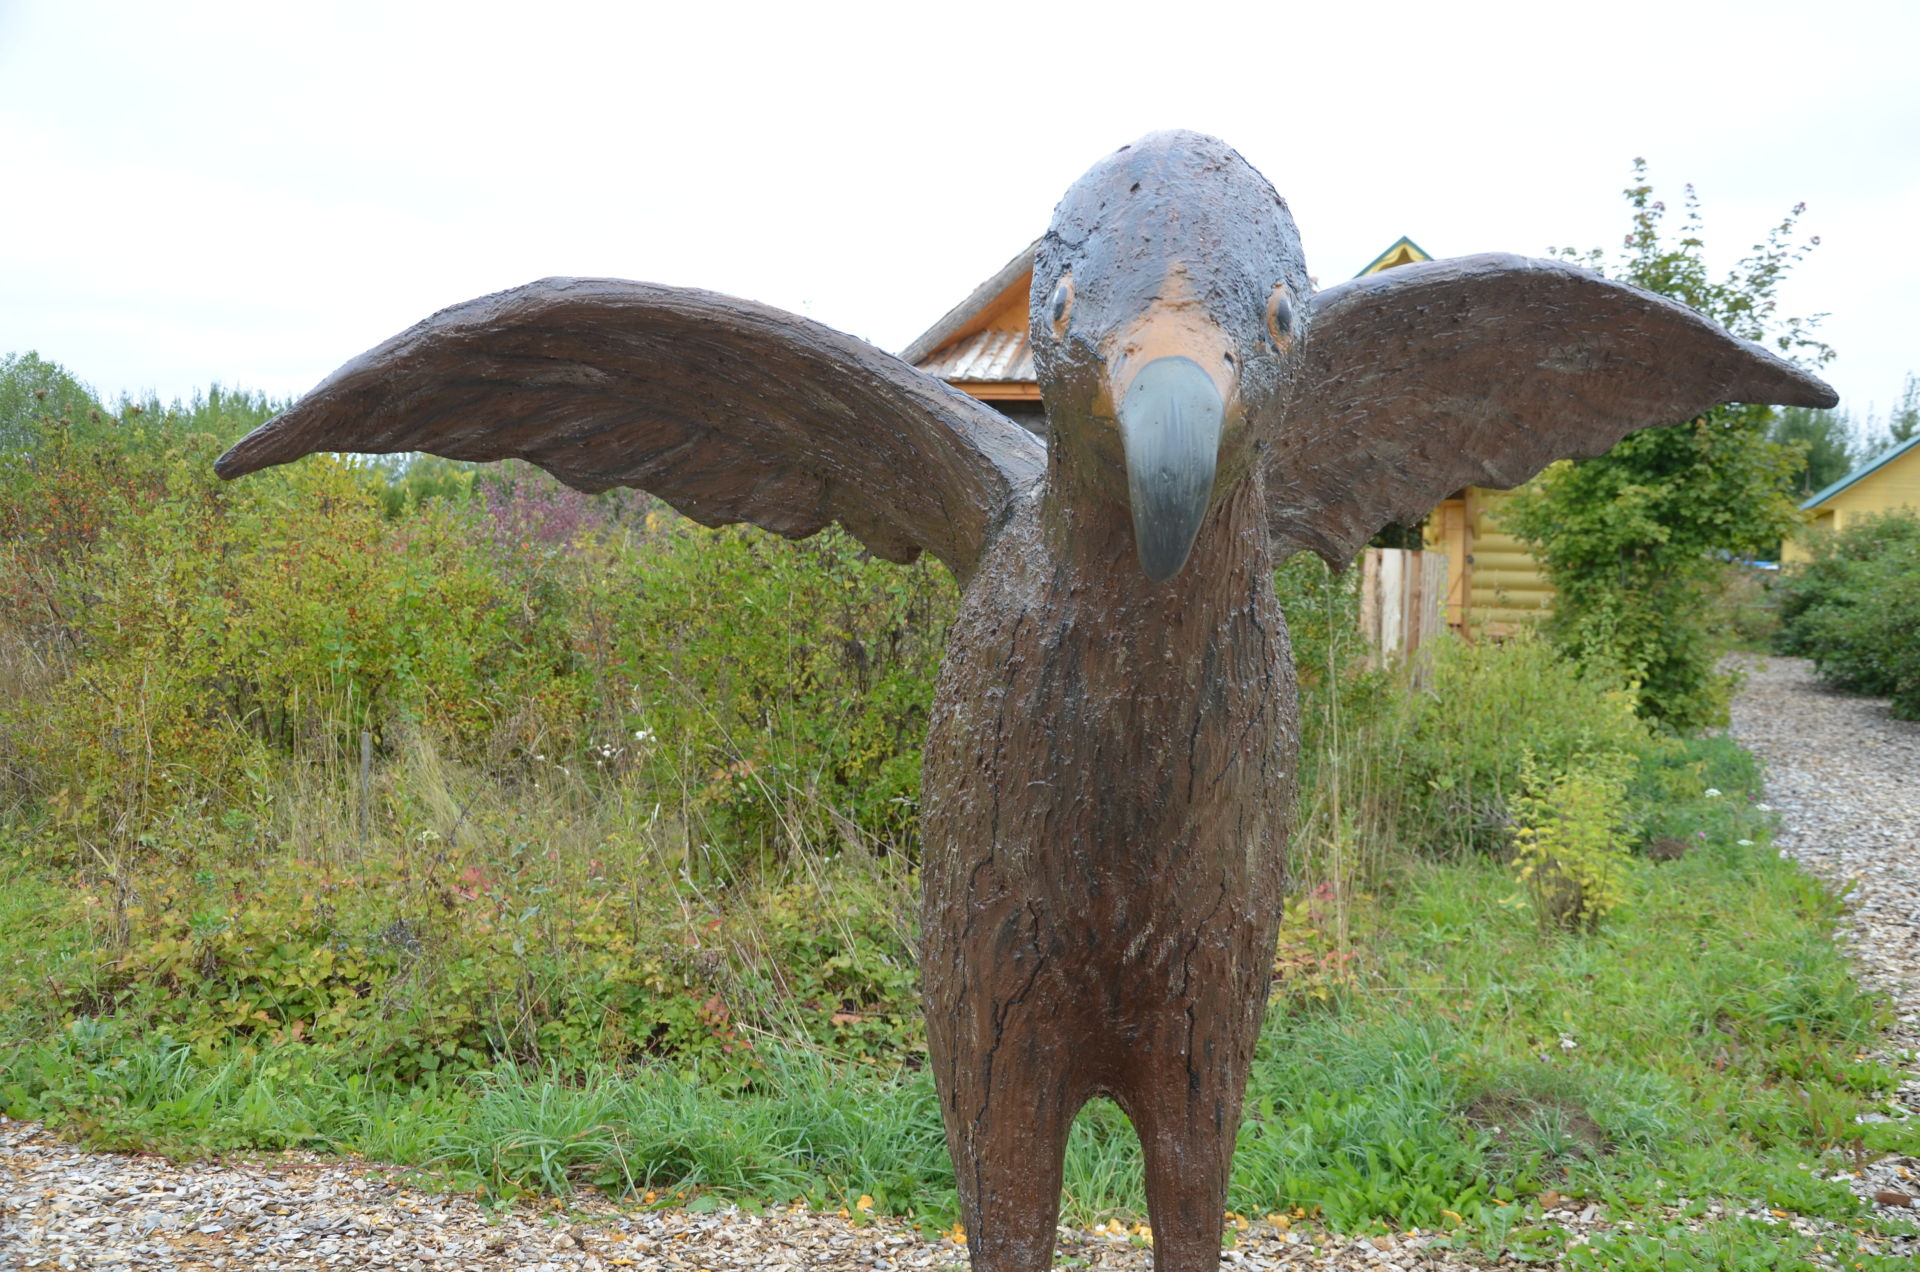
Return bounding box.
[1117,355,1225,583]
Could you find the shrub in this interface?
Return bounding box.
[1501,165,1826,731]
[593,515,954,860]
[0,358,953,866]
[1386,632,1649,860]
[1774,510,1920,716]
[1509,750,1633,930]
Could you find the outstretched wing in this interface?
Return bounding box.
[1262,254,1838,564]
[217,277,1046,583]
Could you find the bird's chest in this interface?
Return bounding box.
[922,493,1297,908]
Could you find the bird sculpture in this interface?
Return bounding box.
[218,131,1836,1272]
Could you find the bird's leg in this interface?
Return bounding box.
[924,894,1086,1272]
[1130,1092,1238,1272]
[928,1014,1082,1272]
[1119,1003,1262,1272]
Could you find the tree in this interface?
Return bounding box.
[1856,371,1920,458]
[1771,405,1858,497]
[1501,163,1831,730]
[0,351,100,453]
[1768,371,1920,497]
[1890,372,1920,445]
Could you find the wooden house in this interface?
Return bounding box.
[1782,433,1920,564]
[900,236,1554,636]
[899,241,1047,436]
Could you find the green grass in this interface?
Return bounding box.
[5,740,1914,1261]
[1565,1218,1914,1271]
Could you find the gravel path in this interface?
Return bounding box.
[1727,655,1920,1023]
[2,655,1916,1270]
[1726,654,1920,1210]
[0,1115,1501,1271]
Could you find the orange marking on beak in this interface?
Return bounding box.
[1103,268,1239,423]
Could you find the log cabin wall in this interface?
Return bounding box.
[1423,488,1554,638]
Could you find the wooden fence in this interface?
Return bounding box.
[1358,547,1449,663]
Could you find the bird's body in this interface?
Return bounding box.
[215,131,1837,1272]
[922,473,1293,1270]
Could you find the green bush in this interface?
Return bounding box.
[594,517,954,859]
[0,359,952,865]
[7,821,923,1086]
[0,353,955,1082]
[1386,632,1650,860]
[1509,750,1633,929]
[1774,510,1920,716]
[1497,162,1826,732]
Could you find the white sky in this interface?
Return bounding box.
[2,0,1914,422]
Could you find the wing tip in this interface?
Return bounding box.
[1783,377,1840,411]
[214,414,298,480]
[1734,355,1838,412]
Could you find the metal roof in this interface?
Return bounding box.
[1801,431,1920,510]
[899,241,1039,367]
[914,327,1034,383]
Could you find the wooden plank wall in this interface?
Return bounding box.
[1359,548,1449,664]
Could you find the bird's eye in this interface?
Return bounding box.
[1048,276,1074,336]
[1266,284,1294,347]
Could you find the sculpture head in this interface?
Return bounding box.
[1031,130,1310,581]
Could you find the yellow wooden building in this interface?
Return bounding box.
[901,235,1554,636]
[1782,434,1920,564]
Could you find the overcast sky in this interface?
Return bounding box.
[2,0,1913,425]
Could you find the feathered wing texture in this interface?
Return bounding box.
[1263,254,1839,565]
[216,278,1046,583]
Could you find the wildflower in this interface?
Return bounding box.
[1704,788,1722,798]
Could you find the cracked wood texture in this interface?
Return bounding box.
[1264,253,1837,565]
[214,278,1044,586]
[921,474,1293,1272]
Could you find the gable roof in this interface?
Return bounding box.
[1354,236,1432,277]
[899,241,1039,372]
[1802,431,1920,510]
